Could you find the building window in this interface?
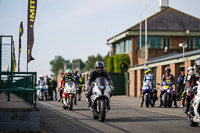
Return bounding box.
[125,39,131,53]
[119,41,125,54]
[196,37,200,49]
[137,36,169,49]
[137,36,145,49]
[149,36,161,48]
[115,43,120,54]
[161,37,171,49]
[187,37,196,49]
[115,40,129,54]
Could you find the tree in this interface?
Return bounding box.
[72,59,85,72]
[114,54,130,73]
[84,53,106,71]
[107,56,114,73]
[50,56,66,78]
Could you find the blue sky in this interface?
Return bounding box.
[0,0,200,76]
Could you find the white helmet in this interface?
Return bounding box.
[39,75,43,78]
[188,67,194,75]
[66,69,72,75]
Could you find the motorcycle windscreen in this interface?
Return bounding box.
[67,81,74,87]
[95,77,107,90]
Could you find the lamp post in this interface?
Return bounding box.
[179,43,187,58]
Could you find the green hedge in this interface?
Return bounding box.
[107,54,130,73]
[107,56,114,73]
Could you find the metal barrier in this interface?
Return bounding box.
[0,72,37,108]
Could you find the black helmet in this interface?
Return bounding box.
[95,61,104,69]
[165,67,171,73]
[95,61,104,73]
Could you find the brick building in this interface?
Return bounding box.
[107,6,200,97]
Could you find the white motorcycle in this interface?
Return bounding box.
[187,80,200,127]
[37,83,46,100]
[89,77,112,122]
[62,80,77,110]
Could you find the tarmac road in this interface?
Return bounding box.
[38,95,200,133]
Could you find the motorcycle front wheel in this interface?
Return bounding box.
[187,115,199,127]
[99,99,106,122]
[68,95,73,110]
[163,93,168,107]
[144,94,150,108]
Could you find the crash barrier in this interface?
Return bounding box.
[0,72,37,108]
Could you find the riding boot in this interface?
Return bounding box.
[173,94,178,108]
[86,97,92,107]
[74,98,77,105]
[108,101,111,110]
[185,96,190,113]
[174,100,178,108]
[159,99,163,107]
[140,97,144,107]
[181,99,185,109]
[155,90,158,100]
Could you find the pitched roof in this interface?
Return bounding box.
[147,49,200,65]
[129,7,200,31]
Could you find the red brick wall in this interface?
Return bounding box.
[171,37,186,49]
[129,70,137,97]
[185,60,193,74]
[147,48,193,61]
[138,51,145,64]
[137,69,142,97]
[170,63,181,94]
[112,45,116,56]
[131,37,138,66]
[156,66,163,96]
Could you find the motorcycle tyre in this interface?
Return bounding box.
[69,95,73,110]
[63,105,68,109]
[144,94,149,108]
[99,99,106,122]
[163,93,167,107]
[187,115,199,127]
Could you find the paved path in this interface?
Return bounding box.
[0,92,32,109]
[38,95,200,133]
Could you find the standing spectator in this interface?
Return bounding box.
[52,77,57,100]
[77,73,85,100]
[177,70,185,100]
[45,75,53,100]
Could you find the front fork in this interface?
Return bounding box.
[96,98,109,112]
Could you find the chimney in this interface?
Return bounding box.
[160,0,169,10]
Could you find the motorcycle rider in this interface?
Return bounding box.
[37,75,46,97]
[45,75,53,100]
[85,61,114,108]
[73,70,79,84]
[181,67,197,112]
[159,67,178,107]
[58,73,65,102]
[140,67,157,107]
[194,57,200,80]
[38,75,45,87]
[177,70,185,100]
[58,69,78,104]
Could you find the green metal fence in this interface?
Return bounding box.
[109,73,126,95]
[0,72,37,108]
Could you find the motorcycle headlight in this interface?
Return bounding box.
[106,92,110,96]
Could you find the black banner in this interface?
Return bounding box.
[27,0,37,63]
[18,21,23,72]
[12,40,16,72]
